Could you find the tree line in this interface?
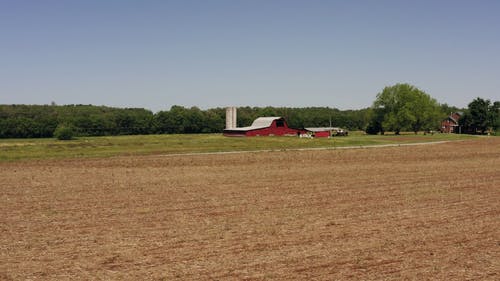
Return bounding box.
[1,84,498,138]
[0,104,371,138]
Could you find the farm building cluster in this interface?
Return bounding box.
[223,108,465,137]
[223,107,347,137]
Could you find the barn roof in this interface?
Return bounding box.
[448,116,458,124]
[446,112,463,124]
[226,117,282,131]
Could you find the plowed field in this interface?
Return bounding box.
[1,138,499,280]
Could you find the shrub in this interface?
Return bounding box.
[53,124,74,140]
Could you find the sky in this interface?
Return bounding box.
[1,0,500,112]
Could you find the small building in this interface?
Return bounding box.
[441,112,462,133]
[223,117,300,137]
[304,127,348,138]
[304,127,332,138]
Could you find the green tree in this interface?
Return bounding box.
[152,110,173,134]
[460,98,500,134]
[202,108,224,133]
[365,108,385,135]
[53,124,74,140]
[469,98,490,134]
[368,83,441,134]
[491,101,500,132]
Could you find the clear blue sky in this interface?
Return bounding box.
[1,0,499,111]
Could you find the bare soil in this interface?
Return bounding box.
[1,138,499,280]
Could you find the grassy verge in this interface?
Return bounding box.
[0,132,479,162]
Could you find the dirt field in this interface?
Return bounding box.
[1,138,499,280]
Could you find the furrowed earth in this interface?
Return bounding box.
[1,138,499,280]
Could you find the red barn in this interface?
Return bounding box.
[223,117,301,137]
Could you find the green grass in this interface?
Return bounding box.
[0,132,479,162]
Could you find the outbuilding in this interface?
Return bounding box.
[304,127,348,138]
[304,127,331,138]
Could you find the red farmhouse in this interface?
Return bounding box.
[441,112,462,133]
[223,117,301,137]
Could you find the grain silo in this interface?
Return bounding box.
[225,107,237,129]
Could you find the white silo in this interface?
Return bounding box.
[226,107,237,129]
[232,107,237,128]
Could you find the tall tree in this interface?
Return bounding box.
[460,98,499,134]
[368,83,441,134]
[490,101,500,132]
[469,98,490,134]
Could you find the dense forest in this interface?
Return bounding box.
[0,104,372,138]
